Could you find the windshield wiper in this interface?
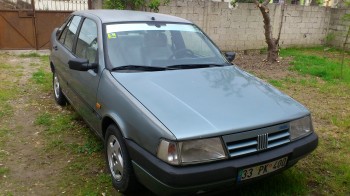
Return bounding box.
[166,64,227,70]
[111,65,167,72]
[111,64,228,72]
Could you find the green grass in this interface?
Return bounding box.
[32,69,52,91]
[0,129,9,138]
[238,168,308,195]
[76,137,103,155]
[32,87,110,194]
[264,47,350,195]
[75,173,111,196]
[0,60,22,163]
[331,115,350,129]
[0,63,12,69]
[268,79,283,88]
[36,112,76,135]
[35,112,53,126]
[0,103,13,119]
[0,81,18,118]
[0,167,10,176]
[281,47,350,83]
[19,52,42,58]
[36,110,103,153]
[0,129,10,159]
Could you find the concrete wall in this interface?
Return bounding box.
[329,8,350,49]
[159,0,348,51]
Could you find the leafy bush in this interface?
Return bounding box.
[103,0,169,12]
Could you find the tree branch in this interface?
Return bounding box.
[263,0,270,6]
[276,3,285,44]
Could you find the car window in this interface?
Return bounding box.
[58,16,81,51]
[181,31,215,58]
[106,23,226,68]
[75,18,98,63]
[58,19,71,44]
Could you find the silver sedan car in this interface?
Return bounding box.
[50,10,318,195]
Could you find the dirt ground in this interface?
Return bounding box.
[0,51,65,195]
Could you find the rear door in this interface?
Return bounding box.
[51,15,82,100]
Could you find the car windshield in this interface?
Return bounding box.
[105,23,227,70]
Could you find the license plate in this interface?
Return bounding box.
[238,157,288,181]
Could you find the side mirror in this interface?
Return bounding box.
[225,52,236,62]
[68,58,98,72]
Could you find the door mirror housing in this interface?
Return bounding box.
[68,58,98,72]
[225,52,236,62]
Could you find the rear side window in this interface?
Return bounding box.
[58,16,82,51]
[75,18,98,63]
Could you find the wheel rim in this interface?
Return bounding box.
[53,74,60,98]
[107,135,124,181]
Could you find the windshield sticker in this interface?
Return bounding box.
[107,32,117,39]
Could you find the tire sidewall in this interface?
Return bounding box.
[105,124,133,193]
[52,72,67,106]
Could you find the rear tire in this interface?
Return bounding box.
[53,71,67,106]
[105,124,138,193]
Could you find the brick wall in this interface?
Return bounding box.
[159,0,348,51]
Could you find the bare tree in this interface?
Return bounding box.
[252,0,285,62]
[230,0,285,63]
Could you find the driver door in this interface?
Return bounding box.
[69,17,101,133]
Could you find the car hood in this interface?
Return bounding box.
[111,66,309,140]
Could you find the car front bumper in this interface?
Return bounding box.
[126,132,318,195]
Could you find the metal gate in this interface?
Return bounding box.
[0,0,89,50]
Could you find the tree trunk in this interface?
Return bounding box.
[310,0,318,6]
[254,0,280,62]
[341,25,350,79]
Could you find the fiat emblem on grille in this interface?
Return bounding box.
[257,133,268,150]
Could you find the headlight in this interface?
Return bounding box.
[157,137,227,165]
[290,116,313,141]
[179,138,227,164]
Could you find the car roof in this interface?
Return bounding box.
[73,9,192,24]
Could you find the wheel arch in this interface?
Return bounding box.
[50,61,55,73]
[102,115,125,140]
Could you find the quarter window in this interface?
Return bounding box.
[75,18,98,63]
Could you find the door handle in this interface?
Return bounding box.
[53,46,58,51]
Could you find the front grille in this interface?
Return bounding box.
[268,130,290,148]
[223,124,290,158]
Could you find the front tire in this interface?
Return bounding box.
[105,124,138,193]
[52,71,67,106]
